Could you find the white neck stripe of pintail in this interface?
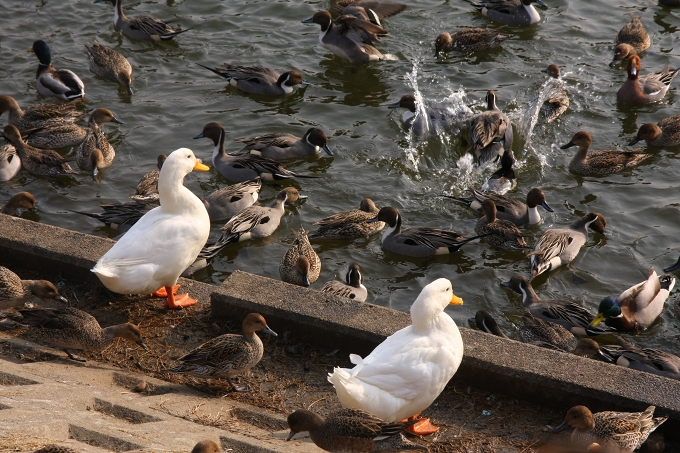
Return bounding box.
[402,111,415,124]
[518,283,529,305]
[38,62,49,67]
[281,74,294,94]
[212,128,227,165]
[527,206,540,225]
[305,135,320,152]
[359,283,367,292]
[584,216,599,229]
[524,2,540,23]
[381,221,398,244]
[318,27,329,45]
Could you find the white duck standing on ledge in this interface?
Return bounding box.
[92,148,210,308]
[327,278,464,435]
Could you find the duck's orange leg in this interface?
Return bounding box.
[152,285,197,309]
[401,414,439,435]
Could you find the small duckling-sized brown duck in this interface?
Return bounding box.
[1,125,75,176]
[280,227,321,287]
[540,64,569,123]
[191,440,221,453]
[475,199,529,251]
[560,131,650,176]
[434,27,512,56]
[0,266,67,309]
[164,313,277,392]
[1,191,36,216]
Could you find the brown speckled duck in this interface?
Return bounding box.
[320,263,367,302]
[85,40,134,95]
[560,131,650,176]
[434,27,512,56]
[540,64,569,123]
[0,95,83,132]
[2,125,75,176]
[1,192,36,216]
[474,199,529,251]
[76,108,124,176]
[280,226,321,287]
[614,13,650,54]
[130,154,166,201]
[309,198,384,240]
[609,43,638,68]
[0,266,67,309]
[629,115,680,147]
[24,122,88,150]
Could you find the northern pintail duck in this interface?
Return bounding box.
[464,0,547,26]
[501,274,613,336]
[629,115,680,147]
[76,108,124,176]
[202,178,261,222]
[1,125,75,176]
[165,313,277,392]
[368,206,486,257]
[540,64,569,123]
[286,408,427,452]
[475,199,529,251]
[665,256,680,273]
[328,278,464,435]
[617,55,679,105]
[560,131,650,176]
[302,11,387,63]
[614,13,650,54]
[590,267,675,332]
[85,40,133,95]
[469,310,508,337]
[320,263,367,302]
[449,187,553,227]
[435,27,512,57]
[331,0,407,25]
[94,0,191,41]
[309,198,384,239]
[0,143,21,181]
[0,95,83,132]
[233,128,333,160]
[197,64,309,96]
[73,201,156,233]
[528,212,606,279]
[280,227,321,287]
[24,122,88,149]
[194,122,317,182]
[129,154,165,201]
[387,94,469,136]
[600,336,680,380]
[553,405,667,452]
[467,90,512,165]
[609,43,637,68]
[18,307,147,362]
[0,266,67,309]
[191,440,221,453]
[29,40,85,102]
[1,192,36,216]
[482,149,516,195]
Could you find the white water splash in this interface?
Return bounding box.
[521,75,568,146]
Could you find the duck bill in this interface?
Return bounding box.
[597,349,614,363]
[608,59,618,68]
[664,258,680,273]
[552,420,570,434]
[137,340,150,351]
[262,325,278,337]
[534,0,548,7]
[54,295,68,303]
[366,215,380,223]
[193,133,205,139]
[301,18,314,23]
[301,81,311,86]
[628,137,641,146]
[112,117,124,125]
[387,102,401,109]
[559,141,575,149]
[303,275,311,287]
[125,85,134,96]
[541,201,554,212]
[322,144,333,156]
[590,313,605,327]
[500,280,511,287]
[193,161,210,171]
[450,294,464,305]
[91,167,99,177]
[286,431,296,441]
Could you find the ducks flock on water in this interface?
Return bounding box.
[2,0,680,452]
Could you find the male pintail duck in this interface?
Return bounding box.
[194,122,318,182]
[94,0,191,41]
[609,43,637,68]
[0,266,67,309]
[367,206,486,257]
[469,310,508,338]
[1,192,36,216]
[387,94,469,136]
[129,154,165,201]
[448,187,553,227]
[553,405,667,452]
[0,95,83,132]
[320,263,367,302]
[435,27,512,57]
[540,64,569,123]
[590,267,675,332]
[18,307,147,362]
[464,0,548,26]
[482,149,516,195]
[191,440,220,453]
[85,40,133,95]
[286,408,427,452]
[202,178,261,222]
[560,131,650,176]
[467,90,512,165]
[527,212,606,279]
[302,11,387,63]
[279,227,321,287]
[29,40,85,102]
[165,313,277,392]
[92,148,210,309]
[331,0,407,25]
[474,199,529,251]
[665,255,680,273]
[72,201,156,233]
[0,144,21,181]
[24,122,88,149]
[629,115,680,147]
[197,64,309,96]
[617,55,679,105]
[76,108,124,176]
[233,128,333,160]
[1,125,75,176]
[501,275,613,336]
[600,336,680,380]
[614,13,650,54]
[309,198,384,239]
[328,278,464,435]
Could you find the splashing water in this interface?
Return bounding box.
[521,75,568,147]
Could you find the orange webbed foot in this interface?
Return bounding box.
[152,285,180,298]
[165,293,197,309]
[401,414,439,435]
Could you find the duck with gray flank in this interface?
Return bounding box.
[85,40,133,95]
[29,40,85,102]
[388,94,471,136]
[482,149,516,195]
[129,154,165,201]
[464,0,547,26]
[0,143,20,181]
[553,405,667,452]
[367,206,487,257]
[18,307,148,362]
[1,125,75,176]
[232,128,333,160]
[527,212,606,279]
[286,408,427,452]
[1,192,36,216]
[331,0,407,25]
[467,90,512,165]
[448,187,553,227]
[194,122,317,182]
[280,226,321,287]
[435,27,512,57]
[629,115,680,147]
[0,266,67,309]
[94,0,191,41]
[614,13,650,54]
[540,64,569,123]
[202,178,261,221]
[309,198,384,239]
[609,43,638,68]
[560,131,650,176]
[600,336,680,380]
[72,201,156,233]
[501,274,613,336]
[320,263,367,302]
[164,313,277,392]
[0,95,83,132]
[196,64,309,96]
[666,256,680,273]
[24,121,88,149]
[474,199,529,251]
[76,108,124,176]
[191,441,220,453]
[302,11,387,63]
[617,55,680,105]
